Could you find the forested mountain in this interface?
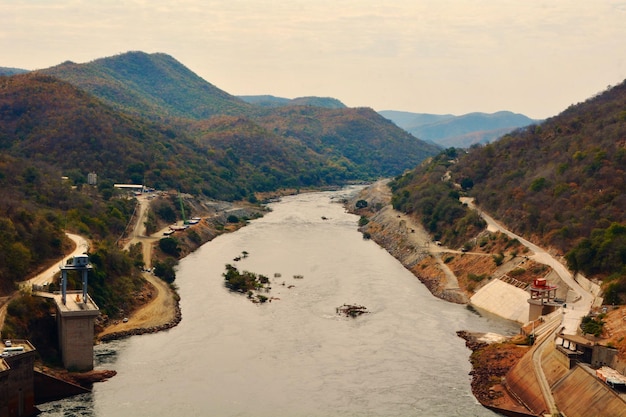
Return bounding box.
[40,51,253,120]
[380,110,538,148]
[390,80,626,303]
[238,95,346,109]
[0,73,361,200]
[35,51,439,182]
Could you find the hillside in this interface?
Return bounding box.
[380,110,538,147]
[390,80,626,303]
[0,73,369,200]
[253,106,440,178]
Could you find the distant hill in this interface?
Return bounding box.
[40,51,253,119]
[253,106,440,178]
[238,95,346,109]
[0,67,29,76]
[379,110,539,147]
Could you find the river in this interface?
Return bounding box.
[40,187,519,416]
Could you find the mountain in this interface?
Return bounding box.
[35,51,439,180]
[238,95,346,109]
[40,51,253,119]
[380,110,538,147]
[0,67,29,76]
[390,80,626,301]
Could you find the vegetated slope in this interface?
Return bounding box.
[190,116,347,194]
[0,73,358,201]
[380,110,538,148]
[40,51,253,119]
[239,95,346,109]
[392,80,626,302]
[389,148,486,249]
[0,73,217,191]
[255,106,441,178]
[453,81,626,251]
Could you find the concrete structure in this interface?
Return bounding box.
[113,183,144,194]
[0,340,37,417]
[528,277,560,321]
[470,278,530,323]
[54,255,100,371]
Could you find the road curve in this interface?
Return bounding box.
[25,233,90,287]
[0,232,90,331]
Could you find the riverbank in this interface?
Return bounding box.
[96,196,267,341]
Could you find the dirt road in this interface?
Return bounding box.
[99,195,179,338]
[98,271,177,338]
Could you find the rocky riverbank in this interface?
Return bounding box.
[345,180,469,303]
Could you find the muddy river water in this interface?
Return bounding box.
[40,187,519,416]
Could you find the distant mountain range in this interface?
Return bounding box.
[238,95,346,109]
[379,110,540,148]
[0,67,28,76]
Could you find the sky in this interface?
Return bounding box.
[2,0,626,120]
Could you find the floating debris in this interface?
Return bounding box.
[336,304,368,318]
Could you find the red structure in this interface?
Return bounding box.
[528,277,560,321]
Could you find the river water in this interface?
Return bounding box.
[40,187,518,416]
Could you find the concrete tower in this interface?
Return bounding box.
[53,255,100,371]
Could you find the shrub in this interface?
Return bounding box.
[581,315,604,337]
[468,273,488,282]
[159,237,180,256]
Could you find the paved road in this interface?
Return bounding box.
[461,197,595,334]
[0,233,90,331]
[25,233,90,287]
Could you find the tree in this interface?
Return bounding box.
[159,237,180,256]
[154,257,178,283]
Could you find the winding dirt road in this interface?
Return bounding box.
[99,195,178,337]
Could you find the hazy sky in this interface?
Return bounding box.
[2,0,626,119]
